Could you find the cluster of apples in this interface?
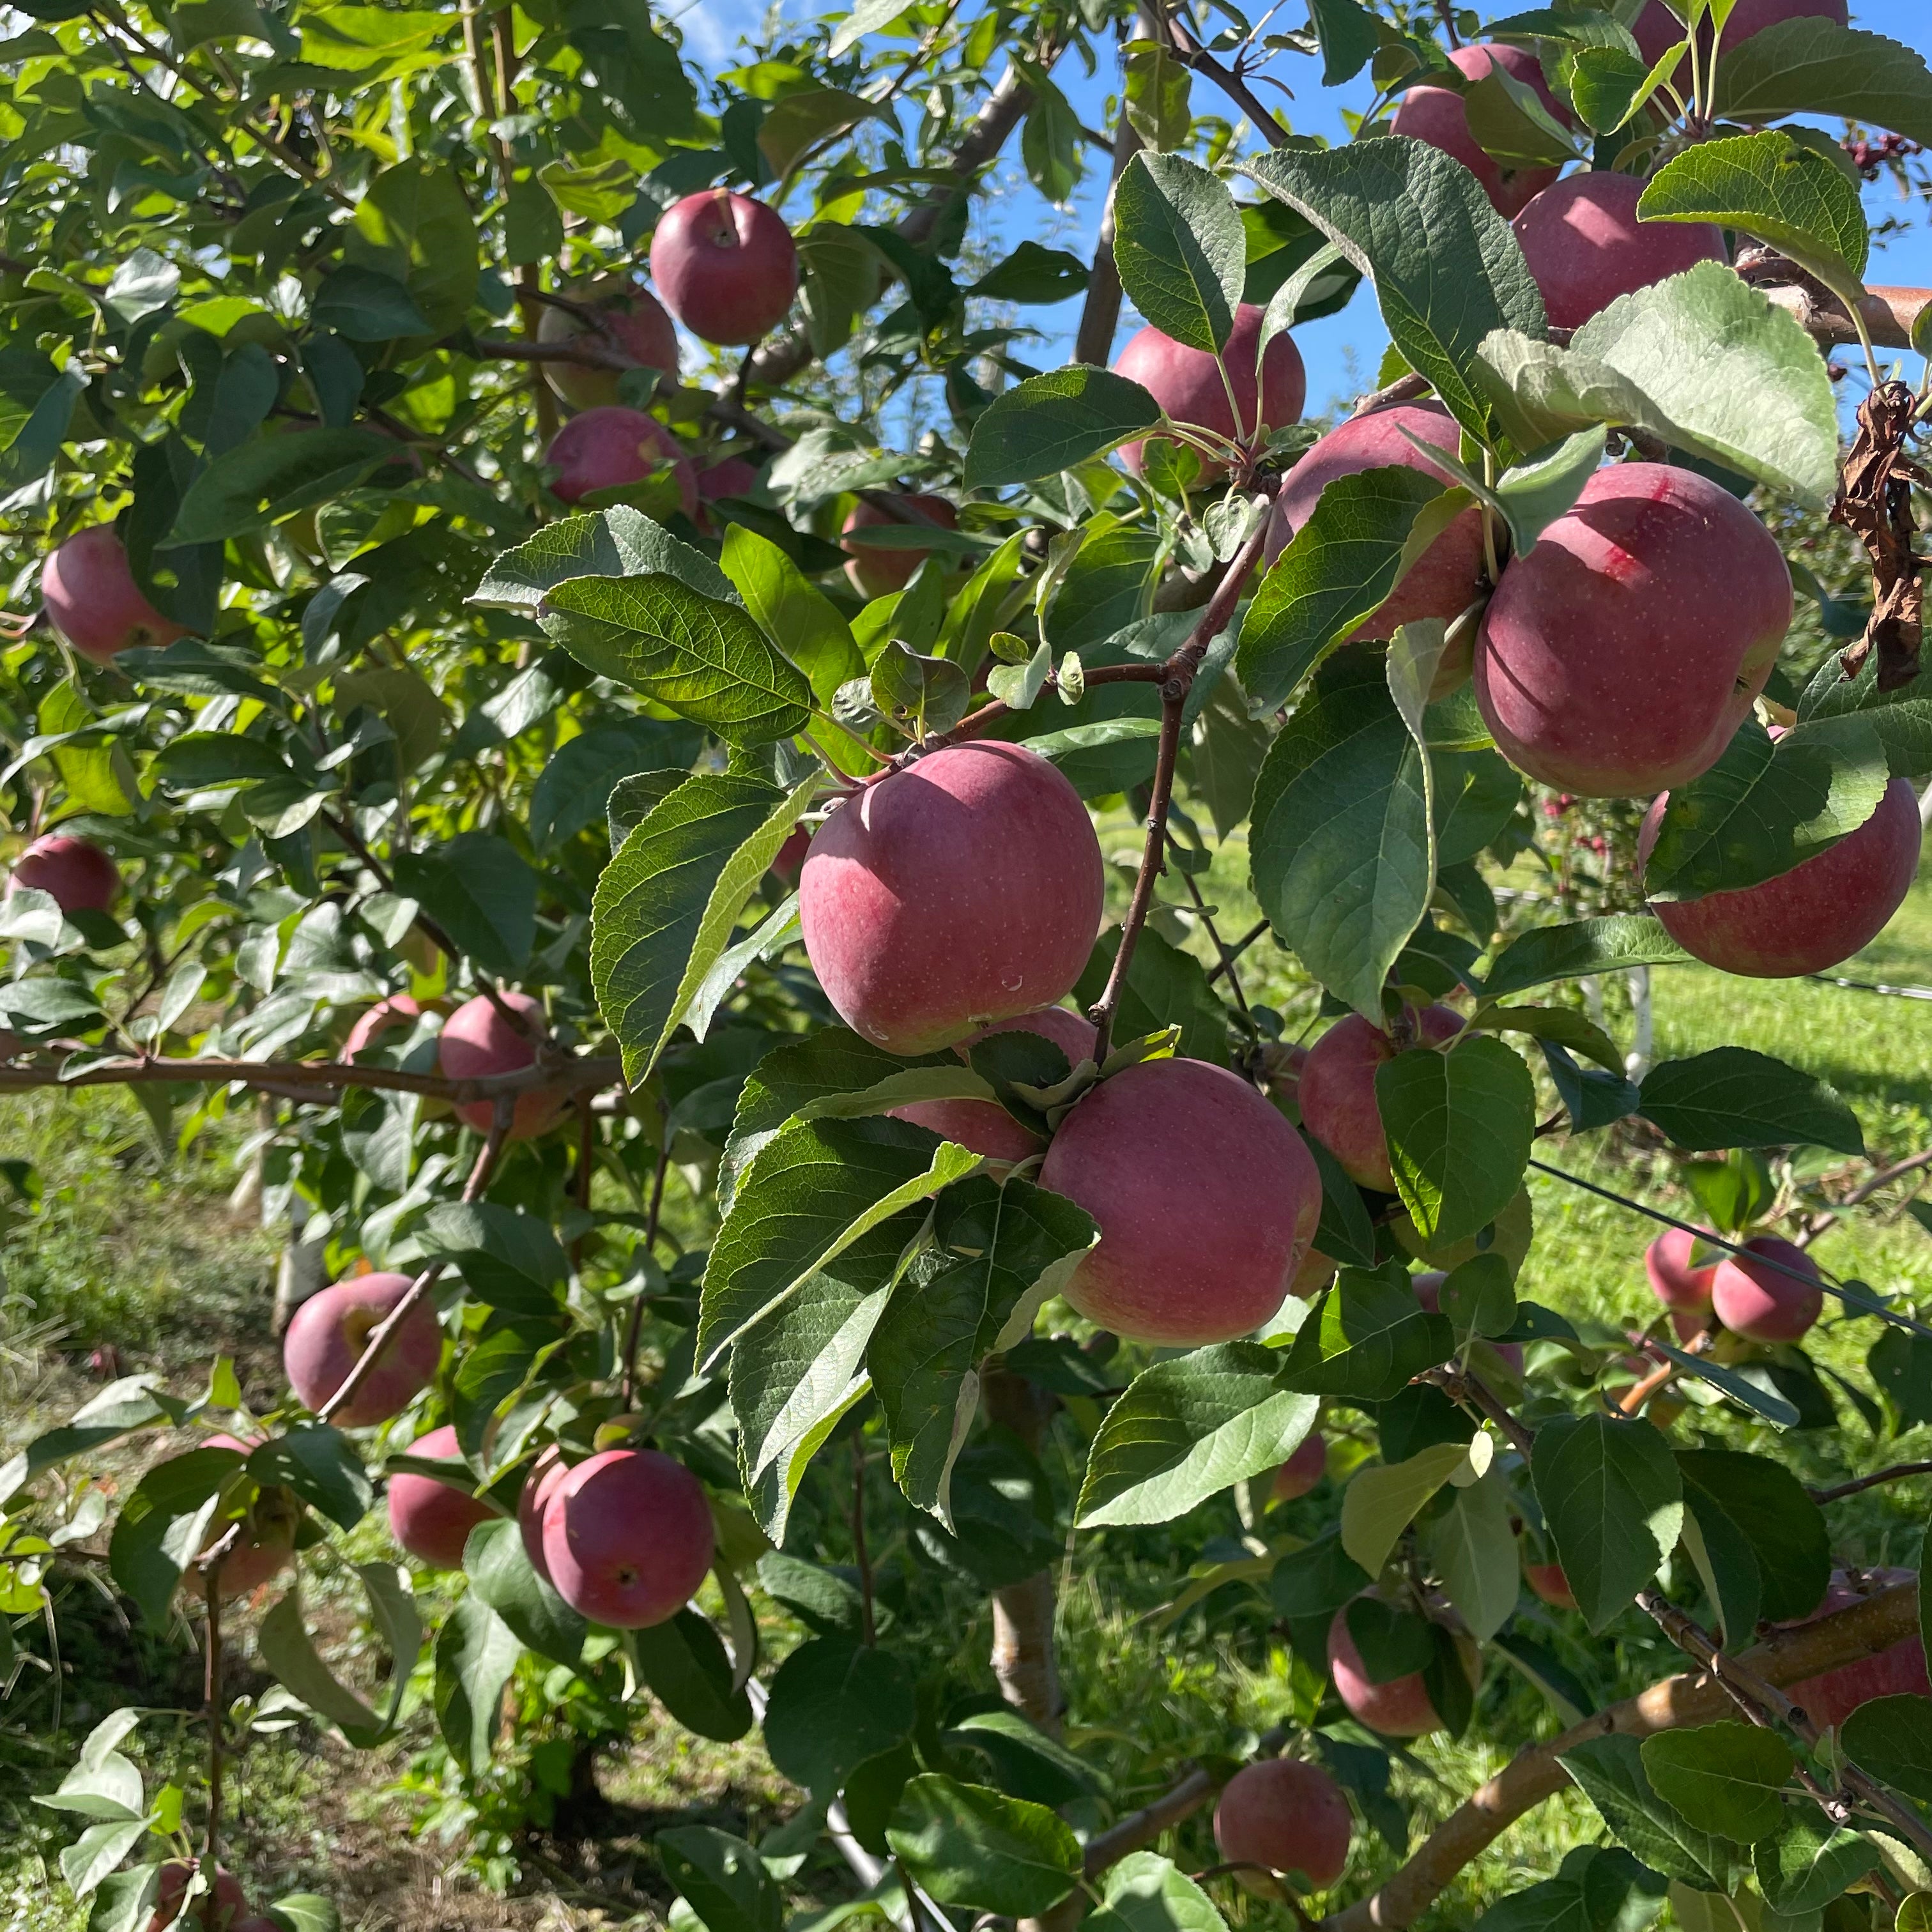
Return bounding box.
[143,1858,278,1932]
[1645,1222,1824,1344]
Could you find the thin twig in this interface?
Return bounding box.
[1204,917,1268,984]
[618,1144,671,1406]
[1809,1460,1932,1505]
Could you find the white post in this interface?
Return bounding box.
[1626,965,1654,1082]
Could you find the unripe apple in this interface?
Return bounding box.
[42,523,188,664]
[387,1423,492,1570]
[1786,1568,1929,1728]
[1388,43,1572,218]
[1272,1432,1328,1503]
[1512,172,1725,332]
[1634,0,1846,70]
[1298,1006,1463,1192]
[1645,1227,1720,1310]
[1638,776,1920,977]
[1524,1560,1575,1610]
[1213,1757,1353,1892]
[697,456,761,503]
[891,1006,1097,1162]
[648,190,799,346]
[1263,404,1488,640]
[519,1444,571,1582]
[1710,1236,1822,1343]
[540,1446,716,1629]
[282,1271,441,1427]
[799,741,1104,1054]
[1039,1058,1323,1347]
[342,993,425,1059]
[1475,464,1791,797]
[841,494,958,599]
[544,406,698,518]
[1326,1604,1446,1738]
[1113,303,1305,477]
[438,990,564,1138]
[6,833,120,915]
[150,1861,246,1932]
[190,1433,297,1602]
[537,275,680,410]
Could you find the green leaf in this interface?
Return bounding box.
[61,1821,155,1901]
[1304,0,1378,84]
[1282,1261,1455,1402]
[1377,1034,1535,1250]
[1712,19,1932,146]
[1122,38,1192,151]
[763,1634,915,1791]
[107,1446,238,1624]
[392,834,537,977]
[964,368,1162,489]
[944,1710,1098,1808]
[721,526,863,710]
[0,366,87,490]
[1340,1438,1471,1579]
[1559,1733,1742,1890]
[1638,132,1867,312]
[698,1117,979,1368]
[1073,926,1229,1066]
[1485,915,1692,998]
[471,507,733,610]
[1640,716,1892,903]
[1641,1722,1793,1844]
[1841,1694,1932,1799]
[1239,139,1545,443]
[433,1593,523,1776]
[463,1516,586,1668]
[248,1425,371,1531]
[871,1178,1095,1521]
[311,265,433,342]
[345,157,478,335]
[1248,645,1432,1020]
[1024,717,1165,799]
[886,1774,1082,1917]
[659,1827,782,1932]
[1076,1343,1318,1529]
[756,86,890,176]
[1424,1467,1520,1644]
[85,1867,162,1932]
[1470,1847,1666,1932]
[1477,263,1838,507]
[628,1610,754,1741]
[591,772,814,1084]
[1236,468,1448,711]
[162,428,397,546]
[1638,1048,1864,1156]
[528,719,702,852]
[1533,1414,1683,1633]
[1112,151,1245,355]
[1754,1804,1882,1913]
[258,1587,384,1741]
[537,574,813,744]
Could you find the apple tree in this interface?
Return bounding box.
[4,0,1932,1926]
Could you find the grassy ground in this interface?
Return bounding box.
[3,835,1929,1931]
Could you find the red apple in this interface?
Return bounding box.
[342,993,425,1059]
[1634,0,1847,69]
[1786,1568,1929,1729]
[1512,172,1726,332]
[770,825,811,887]
[1038,1058,1323,1347]
[190,1433,296,1601]
[544,406,698,518]
[1298,1006,1464,1192]
[150,1862,246,1932]
[1327,1604,1445,1738]
[841,494,958,599]
[42,523,187,664]
[387,1423,492,1570]
[1389,43,1573,218]
[1263,403,1489,638]
[1272,1432,1328,1503]
[697,456,761,502]
[519,1445,571,1583]
[799,741,1104,1054]
[889,1005,1096,1161]
[540,1446,716,1629]
[1646,1227,1720,1310]
[648,190,798,346]
[438,990,564,1138]
[282,1271,441,1427]
[6,833,119,915]
[1710,1236,1822,1343]
[1639,775,1920,977]
[1213,1757,1353,1891]
[1114,303,1306,477]
[1524,1561,1576,1611]
[1475,464,1791,797]
[537,275,680,410]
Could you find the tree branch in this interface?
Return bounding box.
[1809,1460,1932,1505]
[1072,60,1144,369]
[0,1052,620,1105]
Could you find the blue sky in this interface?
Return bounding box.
[670,0,1932,419]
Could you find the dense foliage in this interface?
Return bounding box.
[4,0,1932,1928]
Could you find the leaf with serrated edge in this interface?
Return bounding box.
[1112,151,1245,355]
[965,368,1161,489]
[1533,1414,1683,1633]
[1340,1439,1469,1577]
